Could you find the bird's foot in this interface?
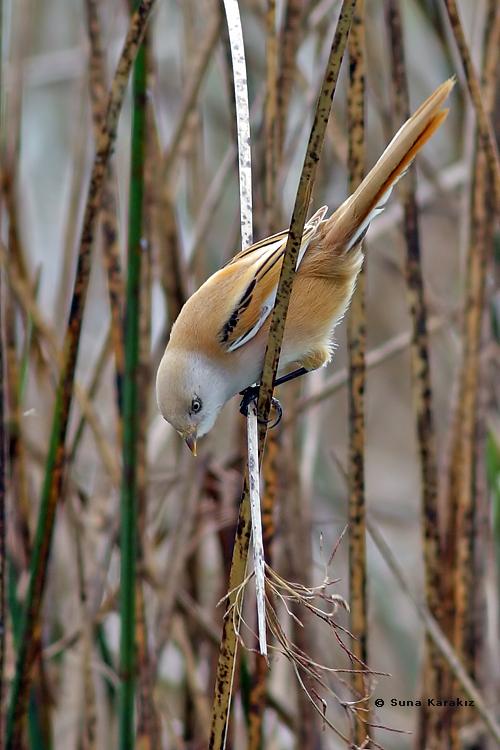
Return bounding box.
[239,386,283,429]
[239,385,260,416]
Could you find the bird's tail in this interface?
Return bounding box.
[323,78,454,252]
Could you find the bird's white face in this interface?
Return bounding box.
[156,349,230,454]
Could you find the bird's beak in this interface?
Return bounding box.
[184,433,197,456]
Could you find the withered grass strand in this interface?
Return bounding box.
[209,3,356,747]
[345,2,370,744]
[385,1,444,745]
[224,563,369,746]
[5,3,157,746]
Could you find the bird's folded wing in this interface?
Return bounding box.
[219,206,327,352]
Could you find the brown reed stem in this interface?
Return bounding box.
[247,428,279,750]
[443,1,499,744]
[345,2,370,743]
[247,4,279,744]
[385,3,446,746]
[84,0,125,417]
[209,3,356,747]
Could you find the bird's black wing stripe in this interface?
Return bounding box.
[219,243,286,345]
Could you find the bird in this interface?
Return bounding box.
[156,79,454,455]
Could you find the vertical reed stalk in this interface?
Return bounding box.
[385,3,444,747]
[444,1,499,744]
[84,0,125,415]
[247,4,279,744]
[346,1,369,743]
[247,429,279,750]
[5,4,157,745]
[119,19,148,749]
[209,4,355,747]
[135,82,161,750]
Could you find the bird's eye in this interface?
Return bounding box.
[191,397,202,414]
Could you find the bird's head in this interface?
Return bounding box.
[156,348,230,455]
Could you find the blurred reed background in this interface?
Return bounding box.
[0,0,499,748]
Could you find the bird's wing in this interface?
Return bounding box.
[219,206,328,352]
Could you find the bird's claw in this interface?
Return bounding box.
[268,398,283,428]
[239,386,283,429]
[239,385,260,416]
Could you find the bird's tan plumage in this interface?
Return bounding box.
[157,79,454,448]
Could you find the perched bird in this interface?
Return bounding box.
[157,79,453,455]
